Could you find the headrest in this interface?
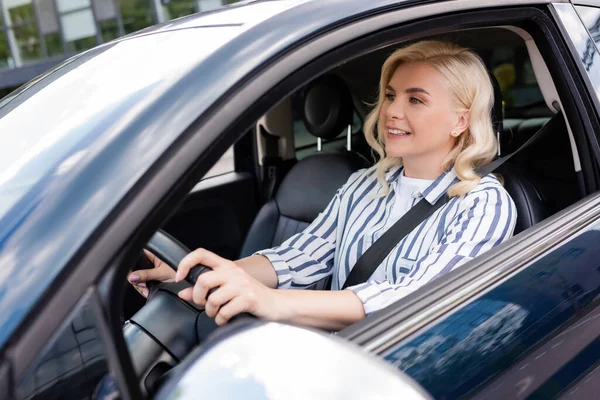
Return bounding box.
[301,75,354,140]
[489,72,504,135]
[488,71,505,151]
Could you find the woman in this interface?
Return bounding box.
[128,40,517,330]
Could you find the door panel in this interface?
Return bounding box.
[381,220,600,399]
[556,362,600,399]
[162,172,259,260]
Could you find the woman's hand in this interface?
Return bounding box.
[128,250,176,298]
[176,248,285,325]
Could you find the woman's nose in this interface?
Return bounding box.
[385,99,405,120]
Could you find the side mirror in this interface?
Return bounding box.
[156,322,432,400]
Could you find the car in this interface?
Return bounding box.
[2,0,600,398]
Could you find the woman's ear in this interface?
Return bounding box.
[453,109,470,135]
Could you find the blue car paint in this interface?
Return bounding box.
[384,224,600,398]
[0,0,427,351]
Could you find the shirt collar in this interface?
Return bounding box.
[385,165,459,205]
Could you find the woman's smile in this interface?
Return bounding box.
[386,126,412,141]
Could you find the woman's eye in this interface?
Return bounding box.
[385,93,395,101]
[409,97,423,105]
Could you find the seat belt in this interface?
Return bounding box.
[342,112,561,289]
[260,126,282,202]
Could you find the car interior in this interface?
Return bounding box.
[109,23,594,397]
[157,27,583,264]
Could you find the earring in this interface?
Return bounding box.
[451,130,458,137]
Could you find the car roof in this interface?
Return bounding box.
[0,0,556,348]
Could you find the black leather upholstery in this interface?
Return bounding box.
[302,75,354,140]
[489,73,548,234]
[495,163,546,234]
[489,71,504,140]
[510,113,579,215]
[240,76,369,258]
[240,152,369,257]
[276,152,367,222]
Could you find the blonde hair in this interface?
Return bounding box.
[363,40,497,197]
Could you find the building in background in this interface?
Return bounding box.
[0,0,241,97]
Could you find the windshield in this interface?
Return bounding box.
[0,26,240,222]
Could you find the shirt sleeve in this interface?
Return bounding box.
[347,184,517,315]
[255,170,363,290]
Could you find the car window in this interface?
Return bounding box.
[203,146,235,179]
[555,4,600,110]
[484,45,551,119]
[574,5,600,52]
[14,294,118,400]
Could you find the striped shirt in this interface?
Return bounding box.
[257,165,517,315]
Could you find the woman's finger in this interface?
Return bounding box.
[193,270,230,306]
[203,283,239,318]
[176,248,229,282]
[143,249,158,265]
[132,284,148,298]
[215,296,250,326]
[128,265,174,284]
[178,270,225,306]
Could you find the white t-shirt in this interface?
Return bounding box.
[369,172,434,282]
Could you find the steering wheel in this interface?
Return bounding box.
[123,230,254,396]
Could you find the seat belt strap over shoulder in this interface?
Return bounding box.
[341,111,561,289]
[260,126,282,202]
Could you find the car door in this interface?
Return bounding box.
[360,197,600,399]
[339,2,600,398]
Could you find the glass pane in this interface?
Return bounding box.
[44,32,63,57]
[56,0,91,14]
[61,8,96,42]
[163,0,195,20]
[99,18,119,43]
[8,2,35,26]
[203,146,234,179]
[13,23,42,63]
[118,0,154,34]
[576,5,600,51]
[15,295,120,399]
[489,46,545,116]
[198,0,222,12]
[0,30,10,68]
[554,4,600,108]
[67,36,97,52]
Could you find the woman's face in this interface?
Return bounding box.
[379,61,468,168]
